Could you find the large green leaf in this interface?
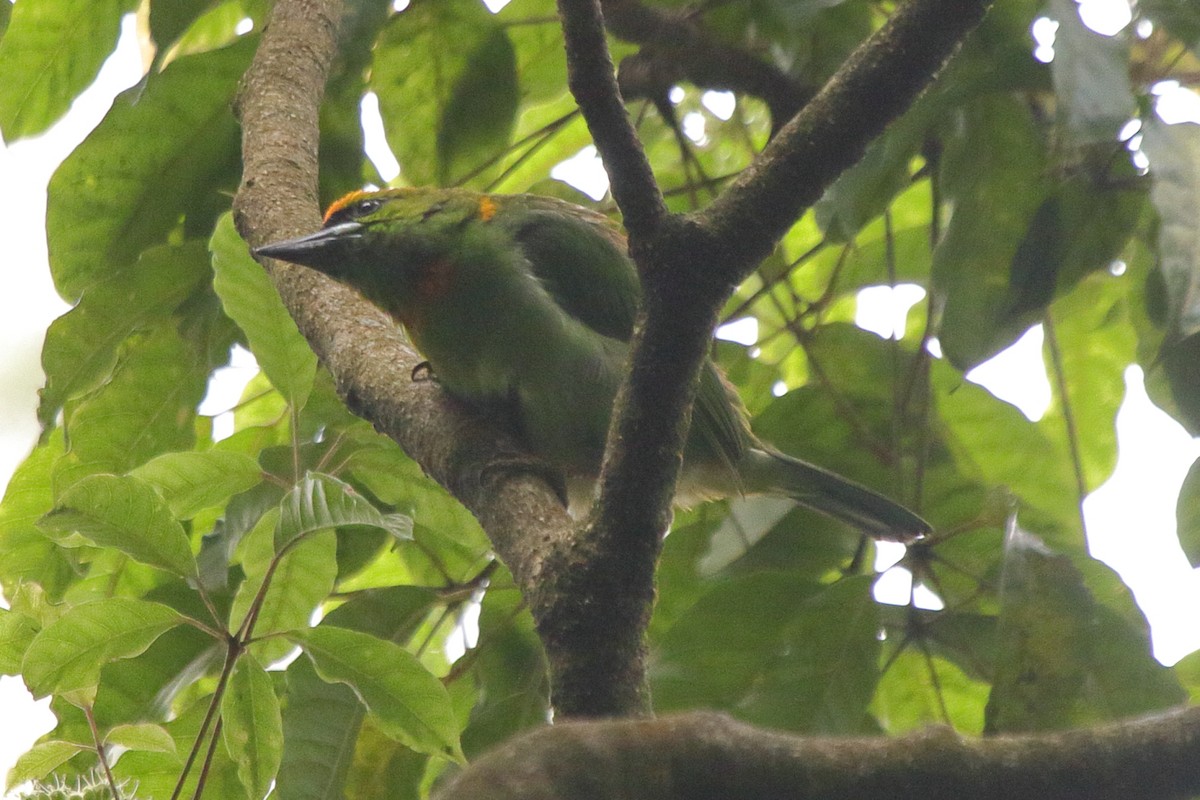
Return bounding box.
[38,241,213,430]
[64,325,207,474]
[1175,457,1200,568]
[47,36,253,299]
[0,608,39,676]
[22,598,183,698]
[4,740,85,792]
[1145,118,1200,339]
[39,473,198,579]
[292,626,462,760]
[275,472,412,552]
[0,435,74,598]
[985,525,1183,731]
[933,94,1049,369]
[275,586,439,800]
[131,450,264,519]
[1048,0,1134,143]
[371,0,518,186]
[211,211,318,409]
[0,0,136,140]
[222,654,284,800]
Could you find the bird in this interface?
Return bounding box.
[255,188,929,541]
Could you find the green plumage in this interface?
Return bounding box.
[256,188,928,541]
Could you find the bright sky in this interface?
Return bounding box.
[2,0,1199,787]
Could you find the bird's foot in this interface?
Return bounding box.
[480,453,570,509]
[411,360,437,383]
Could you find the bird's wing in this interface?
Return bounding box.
[501,196,748,479]
[500,199,640,341]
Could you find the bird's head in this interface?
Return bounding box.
[253,187,498,278]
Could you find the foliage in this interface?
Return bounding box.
[1,0,1200,797]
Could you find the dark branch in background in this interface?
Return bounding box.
[603,0,812,131]
[698,0,995,283]
[438,709,1200,800]
[231,0,574,659]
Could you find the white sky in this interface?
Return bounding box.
[2,0,1198,786]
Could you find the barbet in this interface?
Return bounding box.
[256,188,929,541]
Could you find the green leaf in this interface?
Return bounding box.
[652,572,819,709]
[222,654,284,800]
[22,598,183,698]
[1048,0,1134,143]
[104,722,177,754]
[933,94,1049,369]
[1176,456,1200,568]
[1042,276,1135,491]
[230,520,337,664]
[372,0,518,185]
[5,740,85,792]
[0,0,136,140]
[739,576,881,733]
[276,473,413,553]
[64,325,207,474]
[211,211,318,408]
[872,647,989,735]
[131,450,263,519]
[984,525,1183,731]
[276,654,366,800]
[292,626,461,759]
[0,434,74,598]
[47,36,253,300]
[1144,118,1200,339]
[275,586,441,800]
[38,242,213,429]
[39,473,198,579]
[0,608,41,676]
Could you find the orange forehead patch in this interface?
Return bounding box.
[324,189,372,223]
[478,195,498,222]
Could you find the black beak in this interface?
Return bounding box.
[253,221,364,272]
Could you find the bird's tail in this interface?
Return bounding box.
[737,448,929,542]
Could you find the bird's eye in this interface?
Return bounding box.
[352,199,382,217]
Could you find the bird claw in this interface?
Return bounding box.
[411,361,437,382]
[480,454,570,509]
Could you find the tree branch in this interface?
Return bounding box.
[542,0,994,720]
[697,0,995,282]
[437,708,1200,800]
[603,0,812,130]
[232,0,574,653]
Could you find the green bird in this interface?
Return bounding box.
[256,188,929,541]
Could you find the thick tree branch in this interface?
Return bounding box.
[232,0,573,644]
[438,709,1200,800]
